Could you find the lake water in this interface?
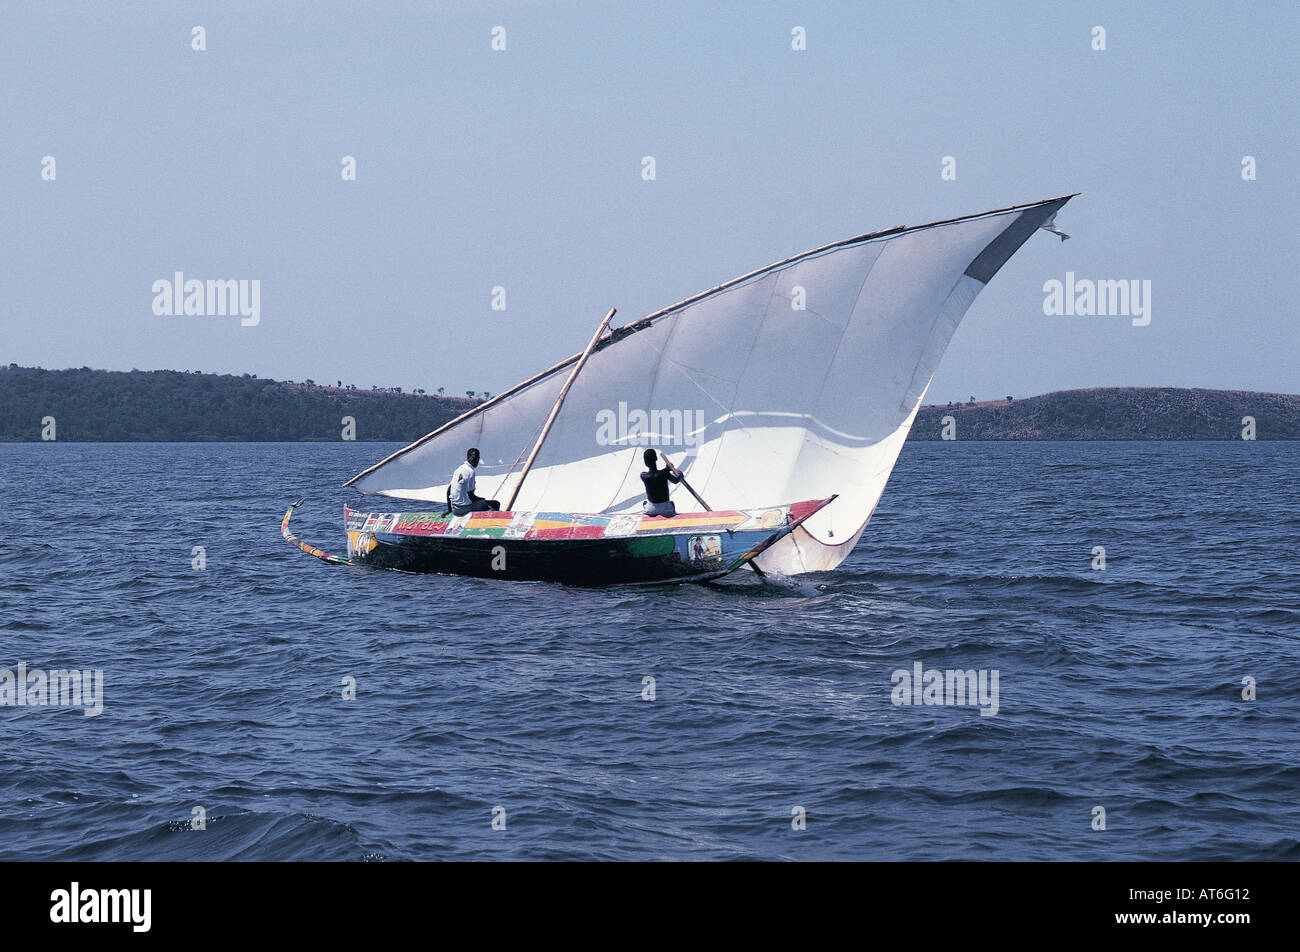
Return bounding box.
[1,441,1296,860]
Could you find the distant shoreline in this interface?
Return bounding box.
[2,366,1297,441]
[0,366,479,443]
[911,387,1299,440]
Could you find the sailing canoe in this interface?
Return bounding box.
[343,195,1077,576]
[337,497,834,585]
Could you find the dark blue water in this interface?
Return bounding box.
[1,441,1297,860]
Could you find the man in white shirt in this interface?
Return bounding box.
[448,447,501,516]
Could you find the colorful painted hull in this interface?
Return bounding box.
[341,498,834,585]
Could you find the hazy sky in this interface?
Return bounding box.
[4,1,1296,404]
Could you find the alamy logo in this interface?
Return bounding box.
[152,272,261,326]
[50,882,151,932]
[595,402,706,447]
[0,663,103,716]
[890,662,999,716]
[1043,272,1150,326]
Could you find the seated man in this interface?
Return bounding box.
[639,448,681,516]
[448,447,501,516]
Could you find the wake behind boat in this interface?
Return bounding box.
[285,194,1074,585]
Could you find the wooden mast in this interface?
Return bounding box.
[504,307,617,511]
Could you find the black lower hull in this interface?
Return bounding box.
[355,533,729,585]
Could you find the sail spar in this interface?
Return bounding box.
[346,194,1075,572]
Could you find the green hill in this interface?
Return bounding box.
[0,365,479,441]
[911,387,1300,440]
[3,368,1296,441]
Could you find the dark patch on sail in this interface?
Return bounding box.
[964,198,1070,285]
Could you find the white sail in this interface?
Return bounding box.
[346,195,1075,574]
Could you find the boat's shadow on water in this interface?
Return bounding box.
[345,562,842,604]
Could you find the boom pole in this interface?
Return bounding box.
[504,307,617,511]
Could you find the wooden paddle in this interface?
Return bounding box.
[656,451,711,511]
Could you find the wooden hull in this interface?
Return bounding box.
[341,498,834,585]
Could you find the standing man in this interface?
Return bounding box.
[640,448,681,517]
[448,448,501,515]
